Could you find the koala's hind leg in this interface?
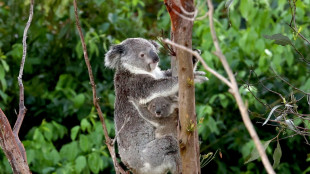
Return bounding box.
[140,136,181,174]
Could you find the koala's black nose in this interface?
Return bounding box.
[155,110,161,115]
[149,50,159,63]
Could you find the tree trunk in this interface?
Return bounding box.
[164,0,201,173]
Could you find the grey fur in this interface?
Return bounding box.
[105,38,207,174]
[128,96,181,174]
[105,38,180,174]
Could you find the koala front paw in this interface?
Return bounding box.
[194,71,206,76]
[139,98,148,105]
[194,72,208,83]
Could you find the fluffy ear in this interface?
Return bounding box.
[169,95,179,103]
[104,44,125,69]
[149,40,161,51]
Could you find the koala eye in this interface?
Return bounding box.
[140,53,145,58]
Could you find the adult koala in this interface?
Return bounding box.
[104,38,206,174]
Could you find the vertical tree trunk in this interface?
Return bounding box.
[164,0,201,173]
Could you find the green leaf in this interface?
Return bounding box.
[88,153,101,174]
[264,34,292,46]
[244,140,271,164]
[52,121,67,140]
[7,43,23,60]
[60,141,79,161]
[42,123,53,141]
[207,117,219,135]
[273,141,282,169]
[45,149,61,165]
[33,129,45,144]
[0,59,9,71]
[75,156,87,173]
[79,134,89,152]
[240,0,254,20]
[81,119,91,132]
[0,65,4,79]
[73,93,85,108]
[71,126,80,141]
[26,149,36,164]
[0,87,8,102]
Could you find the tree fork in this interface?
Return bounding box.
[164,0,201,173]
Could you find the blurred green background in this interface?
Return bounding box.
[0,0,309,173]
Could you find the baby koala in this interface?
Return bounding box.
[129,95,179,138]
[129,96,181,174]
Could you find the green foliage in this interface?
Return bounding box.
[0,0,309,173]
[273,141,282,169]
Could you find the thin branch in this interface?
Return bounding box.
[112,117,130,145]
[208,0,276,173]
[163,39,233,88]
[11,0,34,164]
[0,1,34,172]
[271,68,310,95]
[288,24,310,45]
[73,1,127,174]
[13,0,34,135]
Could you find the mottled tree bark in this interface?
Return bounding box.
[0,0,34,173]
[0,109,31,174]
[164,0,201,173]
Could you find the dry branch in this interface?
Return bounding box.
[0,0,34,173]
[73,1,127,174]
[206,1,275,173]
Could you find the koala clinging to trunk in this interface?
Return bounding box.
[104,38,207,174]
[129,95,179,139]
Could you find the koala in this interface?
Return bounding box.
[104,38,207,174]
[129,96,178,139]
[128,96,180,174]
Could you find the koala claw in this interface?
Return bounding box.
[140,99,148,105]
[194,76,209,83]
[194,71,206,76]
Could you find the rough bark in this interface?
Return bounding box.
[0,0,34,173]
[164,0,201,173]
[0,109,31,174]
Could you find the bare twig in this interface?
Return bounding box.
[11,0,35,164]
[163,39,232,88]
[206,1,275,173]
[288,24,310,45]
[0,1,34,172]
[271,68,310,95]
[73,1,127,174]
[112,117,130,145]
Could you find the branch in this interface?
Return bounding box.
[206,0,275,173]
[73,1,127,174]
[0,109,31,173]
[163,39,232,88]
[0,1,34,172]
[11,0,35,163]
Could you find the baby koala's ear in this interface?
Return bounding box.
[169,95,179,103]
[149,40,161,51]
[104,44,125,69]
